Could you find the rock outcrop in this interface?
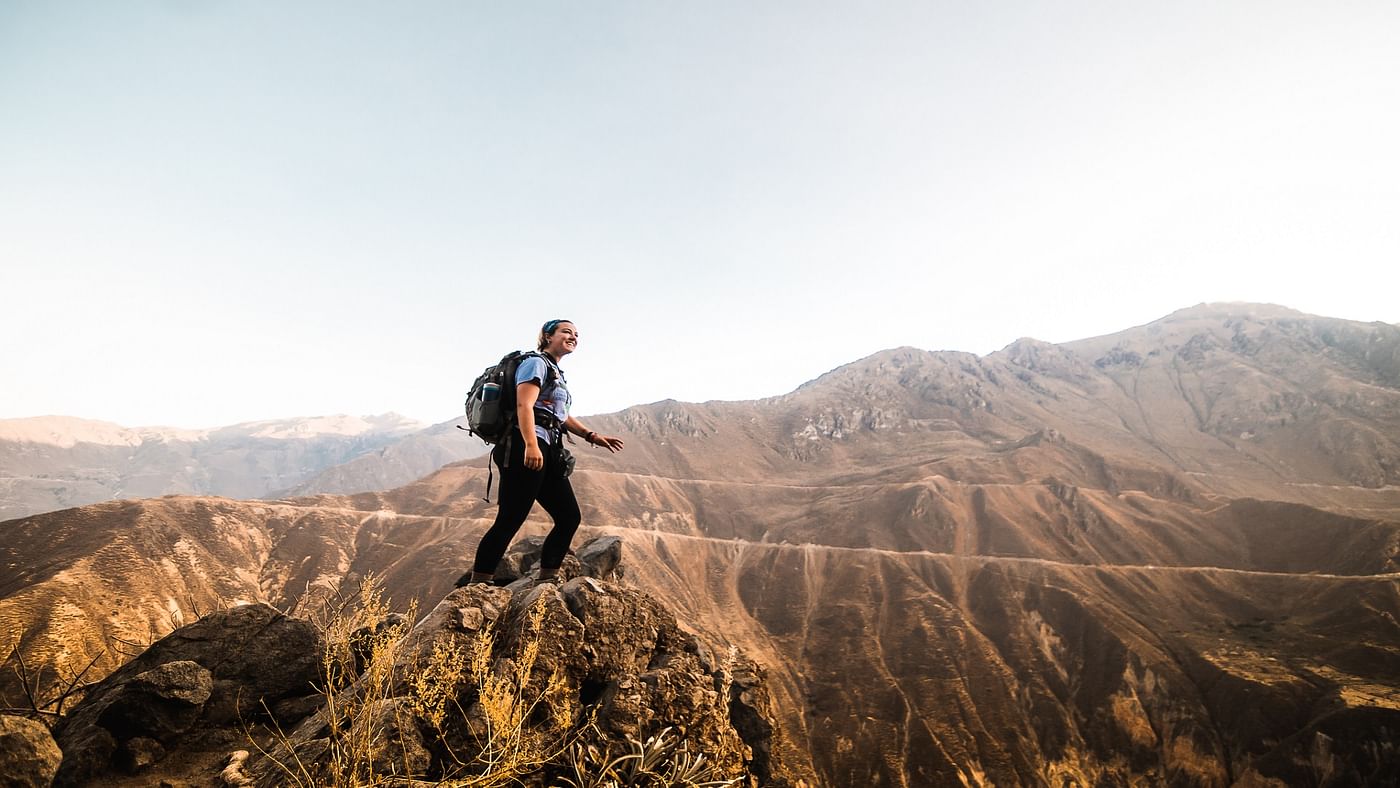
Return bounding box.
[45,536,792,787]
[251,535,787,786]
[51,603,321,787]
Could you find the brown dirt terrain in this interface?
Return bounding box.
[4,303,1400,785]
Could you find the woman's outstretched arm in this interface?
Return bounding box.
[564,416,625,453]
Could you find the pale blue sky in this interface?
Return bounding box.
[3,1,1397,427]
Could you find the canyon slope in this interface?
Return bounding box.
[4,303,1399,786]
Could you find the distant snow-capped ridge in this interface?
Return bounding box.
[0,413,425,447]
[0,416,198,448]
[237,413,424,439]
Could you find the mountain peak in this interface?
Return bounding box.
[1159,301,1308,323]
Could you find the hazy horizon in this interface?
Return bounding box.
[5,2,1398,428]
[0,299,1391,431]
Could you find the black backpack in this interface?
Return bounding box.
[462,350,561,502]
[462,350,559,445]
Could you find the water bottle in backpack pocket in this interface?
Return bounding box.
[467,382,503,443]
[465,350,545,445]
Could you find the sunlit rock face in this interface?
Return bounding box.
[4,304,1399,785]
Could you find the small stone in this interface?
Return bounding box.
[220,749,255,787]
[691,639,716,673]
[121,736,166,772]
[576,535,623,578]
[457,607,485,631]
[0,715,62,788]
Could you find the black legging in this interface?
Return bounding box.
[472,427,581,575]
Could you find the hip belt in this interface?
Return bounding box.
[533,409,562,432]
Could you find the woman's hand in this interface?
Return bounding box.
[590,434,625,453]
[524,443,544,470]
[566,418,625,454]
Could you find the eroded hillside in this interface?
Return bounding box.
[5,304,1400,786]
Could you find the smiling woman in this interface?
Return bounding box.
[456,319,626,587]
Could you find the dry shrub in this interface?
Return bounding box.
[408,638,465,730]
[324,579,422,784]
[258,577,574,787]
[1,629,103,727]
[256,575,423,786]
[435,597,575,786]
[258,578,747,787]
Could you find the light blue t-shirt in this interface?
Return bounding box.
[516,355,571,444]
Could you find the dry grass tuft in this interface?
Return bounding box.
[257,574,424,786]
[560,724,741,788]
[258,577,581,787]
[438,597,574,786]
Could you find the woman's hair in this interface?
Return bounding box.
[537,319,574,351]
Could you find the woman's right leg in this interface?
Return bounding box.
[464,433,545,582]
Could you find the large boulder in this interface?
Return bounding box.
[0,714,62,788]
[52,603,321,787]
[95,660,212,741]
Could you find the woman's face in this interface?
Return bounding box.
[544,322,579,358]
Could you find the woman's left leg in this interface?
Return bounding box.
[458,433,541,585]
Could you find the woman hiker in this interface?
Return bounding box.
[456,319,625,586]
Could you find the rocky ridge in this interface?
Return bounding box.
[19,536,791,787]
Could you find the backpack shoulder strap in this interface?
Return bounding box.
[518,351,560,385]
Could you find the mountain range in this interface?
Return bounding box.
[3,303,1398,786]
[0,413,488,522]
